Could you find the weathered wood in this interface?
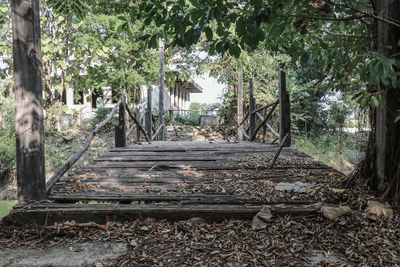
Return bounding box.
[249,78,256,140]
[279,63,291,147]
[125,103,150,142]
[146,86,152,140]
[262,107,267,142]
[126,124,136,138]
[250,101,278,141]
[237,67,244,141]
[269,133,290,169]
[115,97,126,147]
[136,108,141,141]
[151,123,164,141]
[255,112,280,139]
[12,0,46,201]
[236,121,250,140]
[239,112,249,126]
[45,99,123,194]
[252,101,278,115]
[8,202,323,225]
[158,38,165,140]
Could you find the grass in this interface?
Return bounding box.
[293,135,355,174]
[0,200,17,219]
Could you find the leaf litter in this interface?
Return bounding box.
[1,129,400,265]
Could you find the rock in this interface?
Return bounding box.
[274,182,316,193]
[252,207,272,230]
[321,206,352,220]
[365,200,393,217]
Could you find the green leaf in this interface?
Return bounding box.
[229,45,241,58]
[370,95,379,108]
[395,114,400,123]
[205,26,213,41]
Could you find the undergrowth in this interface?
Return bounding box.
[293,132,368,174]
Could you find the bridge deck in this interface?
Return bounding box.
[10,142,342,224]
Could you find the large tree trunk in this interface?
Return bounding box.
[11,0,46,201]
[374,2,400,200]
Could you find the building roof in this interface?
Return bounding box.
[173,71,203,93]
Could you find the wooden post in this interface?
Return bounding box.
[279,63,291,147]
[145,87,152,140]
[12,0,46,201]
[249,78,256,141]
[136,108,141,142]
[115,97,126,147]
[262,107,267,142]
[158,38,165,141]
[237,68,244,141]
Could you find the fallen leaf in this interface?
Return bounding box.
[365,201,393,217]
[321,206,352,220]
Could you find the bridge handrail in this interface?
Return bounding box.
[45,98,123,194]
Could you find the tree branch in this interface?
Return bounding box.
[324,0,400,29]
[316,29,368,39]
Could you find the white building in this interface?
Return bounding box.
[61,77,203,118]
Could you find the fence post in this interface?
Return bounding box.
[136,107,141,142]
[146,87,152,140]
[249,78,256,141]
[279,63,291,147]
[115,96,126,147]
[158,38,165,141]
[237,68,244,141]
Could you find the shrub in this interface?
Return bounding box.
[91,108,118,130]
[0,101,16,186]
[174,112,201,126]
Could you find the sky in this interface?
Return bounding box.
[192,74,226,105]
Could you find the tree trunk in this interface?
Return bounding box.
[11,0,46,201]
[374,1,400,200]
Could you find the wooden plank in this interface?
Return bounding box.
[12,0,46,201]
[48,192,262,204]
[8,203,323,225]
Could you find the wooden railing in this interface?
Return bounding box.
[237,63,291,145]
[46,96,155,195]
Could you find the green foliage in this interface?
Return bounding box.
[91,108,118,129]
[0,99,16,185]
[174,113,201,126]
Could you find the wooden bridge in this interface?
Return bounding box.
[8,62,341,225]
[9,140,339,225]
